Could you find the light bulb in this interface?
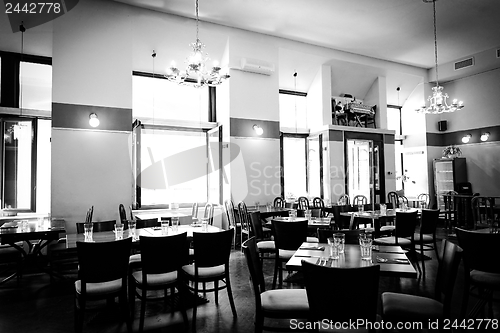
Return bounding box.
[253,125,263,136]
[89,113,99,127]
[461,134,471,144]
[481,132,490,142]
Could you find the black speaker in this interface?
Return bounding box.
[438,120,447,132]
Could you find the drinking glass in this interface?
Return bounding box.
[161,221,169,235]
[304,209,312,221]
[171,217,179,233]
[129,220,137,240]
[380,204,387,216]
[358,204,364,213]
[266,202,272,212]
[327,237,340,260]
[334,233,345,254]
[359,233,373,261]
[84,223,93,242]
[114,224,124,240]
[201,218,209,232]
[289,210,297,220]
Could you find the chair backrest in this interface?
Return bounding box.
[224,200,237,229]
[435,239,463,317]
[76,220,116,234]
[136,218,159,229]
[471,196,496,226]
[419,209,440,235]
[312,197,324,209]
[272,219,308,251]
[455,227,500,274]
[318,228,362,244]
[353,195,367,206]
[118,204,127,223]
[249,211,266,241]
[273,197,284,208]
[242,237,265,309]
[139,233,188,275]
[394,211,418,239]
[237,201,252,235]
[302,260,380,322]
[399,195,409,207]
[192,228,234,268]
[387,191,399,208]
[417,193,430,207]
[76,237,132,285]
[203,203,215,225]
[330,205,352,230]
[191,202,199,219]
[338,194,350,205]
[297,196,310,210]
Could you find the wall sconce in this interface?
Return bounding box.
[89,113,100,127]
[480,132,490,142]
[253,124,263,136]
[461,134,471,144]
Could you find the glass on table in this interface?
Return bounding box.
[304,209,312,221]
[380,204,387,216]
[358,204,364,213]
[334,233,345,254]
[114,224,124,240]
[266,202,272,212]
[359,233,373,261]
[288,210,297,220]
[84,223,93,242]
[161,221,169,235]
[171,217,179,233]
[128,220,137,240]
[327,237,340,260]
[201,217,209,232]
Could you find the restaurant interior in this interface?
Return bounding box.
[0,0,499,332]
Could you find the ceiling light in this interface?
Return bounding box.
[165,0,229,87]
[461,134,471,144]
[253,125,263,136]
[480,132,490,141]
[89,113,99,127]
[416,0,464,114]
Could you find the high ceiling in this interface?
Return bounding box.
[113,0,500,104]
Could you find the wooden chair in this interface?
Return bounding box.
[399,195,409,208]
[273,197,284,208]
[387,191,399,208]
[203,202,215,225]
[297,196,310,210]
[129,233,189,332]
[181,229,237,330]
[242,237,309,333]
[317,227,361,245]
[237,201,252,250]
[75,238,133,333]
[455,228,500,319]
[76,220,116,233]
[417,193,430,208]
[353,194,368,206]
[382,240,462,325]
[224,200,241,250]
[249,211,275,264]
[303,260,380,329]
[338,194,350,205]
[135,218,158,229]
[271,219,308,289]
[191,202,199,223]
[0,244,22,286]
[471,196,497,229]
[118,204,127,224]
[415,209,440,278]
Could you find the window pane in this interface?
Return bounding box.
[283,137,306,198]
[133,76,209,122]
[395,141,404,191]
[139,129,207,206]
[19,62,52,111]
[36,119,51,214]
[3,119,33,209]
[387,107,401,135]
[279,94,307,128]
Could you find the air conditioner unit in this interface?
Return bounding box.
[240,58,275,76]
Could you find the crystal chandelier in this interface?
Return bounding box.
[416,0,464,114]
[165,0,229,87]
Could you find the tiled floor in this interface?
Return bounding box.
[0,226,498,333]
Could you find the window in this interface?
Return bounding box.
[282,135,307,198]
[279,92,307,129]
[387,106,404,192]
[20,62,52,111]
[132,73,218,208]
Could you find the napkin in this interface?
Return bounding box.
[300,246,325,251]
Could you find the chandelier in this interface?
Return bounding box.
[416,0,464,114]
[165,0,229,87]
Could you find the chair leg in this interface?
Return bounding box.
[272,258,279,289]
[460,276,471,319]
[177,282,189,329]
[120,289,132,333]
[420,241,426,278]
[192,279,198,331]
[139,287,147,333]
[225,274,237,317]
[75,295,85,333]
[214,280,219,305]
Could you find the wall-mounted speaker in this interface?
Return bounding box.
[438,120,447,132]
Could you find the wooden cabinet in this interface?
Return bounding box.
[433,158,467,211]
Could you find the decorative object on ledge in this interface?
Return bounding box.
[416,0,464,114]
[89,113,99,127]
[165,0,229,87]
[252,124,263,136]
[442,145,462,159]
[480,132,490,142]
[461,134,471,144]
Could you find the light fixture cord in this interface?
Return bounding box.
[195,0,200,42]
[294,71,298,133]
[432,0,439,87]
[20,22,25,115]
[152,50,156,128]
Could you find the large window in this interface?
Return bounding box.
[387,106,404,192]
[132,73,218,208]
[282,135,307,198]
[279,92,307,129]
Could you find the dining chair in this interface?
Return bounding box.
[415,209,440,278]
[203,202,215,225]
[352,194,368,206]
[242,237,309,333]
[317,227,361,245]
[471,196,496,229]
[387,191,399,208]
[297,196,310,210]
[191,202,199,223]
[302,260,380,329]
[273,196,284,208]
[271,219,308,289]
[443,191,458,232]
[224,199,241,250]
[181,229,237,331]
[382,240,462,325]
[118,203,127,224]
[75,220,116,233]
[135,218,158,229]
[129,218,160,270]
[455,228,500,319]
[0,244,22,285]
[373,210,421,275]
[399,195,409,208]
[417,193,430,208]
[237,201,252,251]
[129,233,189,332]
[338,194,350,205]
[249,211,275,265]
[75,237,133,333]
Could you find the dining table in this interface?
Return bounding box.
[265,216,332,230]
[247,206,291,219]
[286,242,417,278]
[340,208,420,236]
[133,209,191,221]
[64,224,221,248]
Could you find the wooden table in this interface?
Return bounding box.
[134,210,191,221]
[248,206,291,219]
[286,242,417,278]
[340,208,419,236]
[266,216,331,230]
[65,225,221,248]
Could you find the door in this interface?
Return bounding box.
[307,134,323,198]
[207,125,223,204]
